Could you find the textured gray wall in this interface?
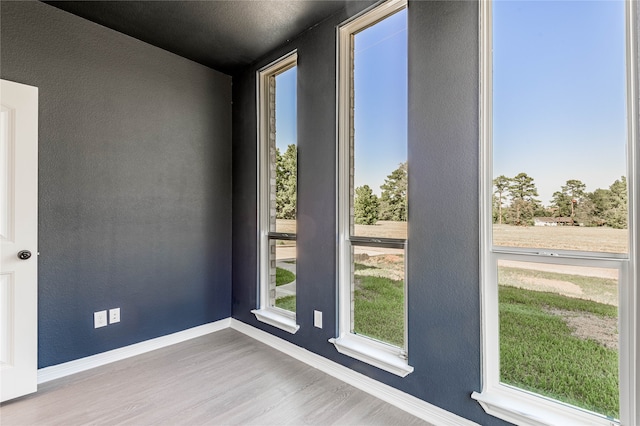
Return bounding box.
[1,1,232,368]
[1,0,514,422]
[232,1,506,424]
[405,1,490,421]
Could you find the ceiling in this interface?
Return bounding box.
[43,1,369,75]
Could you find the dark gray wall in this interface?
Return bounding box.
[1,1,232,368]
[232,2,377,352]
[232,1,506,424]
[1,0,510,422]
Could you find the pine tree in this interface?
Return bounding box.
[379,162,407,221]
[354,185,379,225]
[508,172,539,225]
[493,175,511,224]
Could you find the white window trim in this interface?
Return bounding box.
[332,0,413,378]
[253,51,300,335]
[472,1,639,425]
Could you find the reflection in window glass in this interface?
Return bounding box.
[492,1,628,254]
[498,260,619,418]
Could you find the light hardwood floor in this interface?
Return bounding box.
[1,329,430,425]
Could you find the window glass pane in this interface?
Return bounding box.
[353,219,407,240]
[273,66,297,234]
[270,239,296,313]
[352,9,407,240]
[352,246,405,347]
[275,219,296,235]
[498,259,619,419]
[492,1,628,254]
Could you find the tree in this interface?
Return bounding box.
[379,162,408,221]
[574,196,597,226]
[562,179,586,222]
[354,185,379,225]
[275,144,297,219]
[585,188,612,226]
[604,176,627,229]
[551,190,573,218]
[508,172,539,225]
[493,175,511,224]
[550,179,585,223]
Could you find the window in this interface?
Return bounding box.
[473,1,638,425]
[252,52,299,334]
[331,0,412,377]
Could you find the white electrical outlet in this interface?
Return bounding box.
[109,308,120,324]
[314,310,322,328]
[94,310,108,328]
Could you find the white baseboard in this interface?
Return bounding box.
[230,319,479,426]
[37,317,477,425]
[37,318,231,384]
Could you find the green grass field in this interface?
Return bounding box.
[275,295,296,311]
[275,267,296,311]
[275,267,295,286]
[273,250,619,418]
[499,285,618,418]
[353,274,404,347]
[499,265,618,306]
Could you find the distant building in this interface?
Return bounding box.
[533,217,574,226]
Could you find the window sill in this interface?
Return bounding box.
[329,335,414,378]
[471,386,618,426]
[251,309,300,334]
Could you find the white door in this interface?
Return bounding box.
[0,79,38,402]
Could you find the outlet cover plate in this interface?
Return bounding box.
[109,308,120,324]
[94,310,108,328]
[314,310,322,328]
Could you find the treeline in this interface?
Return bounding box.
[354,162,407,225]
[276,148,627,230]
[275,147,407,225]
[494,173,628,228]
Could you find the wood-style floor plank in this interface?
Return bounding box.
[1,329,430,425]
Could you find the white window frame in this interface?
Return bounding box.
[252,51,300,334]
[472,1,639,425]
[330,0,413,378]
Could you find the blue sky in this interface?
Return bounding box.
[493,0,627,205]
[354,8,408,196]
[275,2,627,206]
[275,66,297,153]
[274,10,408,196]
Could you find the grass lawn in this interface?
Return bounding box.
[275,267,296,311]
[273,256,619,418]
[499,265,618,306]
[276,295,296,311]
[499,285,619,419]
[272,262,405,346]
[276,267,295,286]
[353,273,404,347]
